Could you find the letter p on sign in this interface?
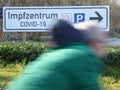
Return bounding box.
[74,13,85,23]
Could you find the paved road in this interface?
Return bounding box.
[107,38,120,46]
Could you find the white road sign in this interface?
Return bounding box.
[3,6,109,32]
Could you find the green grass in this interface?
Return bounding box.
[0,63,120,90]
[100,66,120,90]
[100,76,120,90]
[0,62,25,88]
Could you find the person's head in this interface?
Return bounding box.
[52,20,87,45]
[73,22,107,57]
[52,20,107,57]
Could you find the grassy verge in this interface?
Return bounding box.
[0,62,25,89]
[100,76,120,90]
[100,66,120,90]
[0,63,120,90]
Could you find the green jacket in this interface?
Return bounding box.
[5,42,102,90]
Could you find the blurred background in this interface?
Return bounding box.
[0,0,120,43]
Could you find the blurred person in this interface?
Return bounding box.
[73,22,107,57]
[5,20,106,90]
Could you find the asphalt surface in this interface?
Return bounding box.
[107,37,120,46]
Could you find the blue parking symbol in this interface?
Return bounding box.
[74,13,85,23]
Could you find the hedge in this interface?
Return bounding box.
[0,42,120,67]
[104,46,120,67]
[0,42,47,64]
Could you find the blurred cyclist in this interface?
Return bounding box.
[5,20,106,90]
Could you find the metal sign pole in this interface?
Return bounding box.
[23,32,26,43]
[80,0,82,5]
[7,0,11,41]
[21,1,27,43]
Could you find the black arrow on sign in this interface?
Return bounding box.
[89,12,103,22]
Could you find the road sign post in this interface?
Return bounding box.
[3,6,109,32]
[7,0,11,41]
[0,8,2,19]
[23,32,26,43]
